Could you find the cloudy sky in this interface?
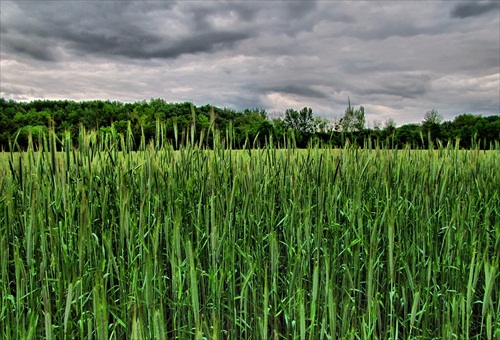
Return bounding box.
[1,1,499,125]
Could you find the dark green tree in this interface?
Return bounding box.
[396,124,420,148]
[282,107,315,146]
[421,109,443,146]
[233,112,266,147]
[283,107,315,134]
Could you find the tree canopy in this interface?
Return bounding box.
[1,98,498,150]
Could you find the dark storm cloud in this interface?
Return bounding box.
[1,1,252,61]
[145,31,252,59]
[2,36,56,61]
[361,82,430,100]
[360,74,432,99]
[285,0,318,17]
[60,26,250,60]
[451,1,499,19]
[60,24,161,58]
[0,0,321,62]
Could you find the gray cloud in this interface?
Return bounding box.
[360,78,431,99]
[286,0,318,16]
[337,21,432,41]
[149,31,252,59]
[451,1,499,19]
[1,1,252,61]
[260,85,329,99]
[2,35,56,61]
[1,1,498,125]
[62,28,251,60]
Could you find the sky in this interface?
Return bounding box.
[1,0,499,125]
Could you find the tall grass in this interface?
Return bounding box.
[0,127,498,339]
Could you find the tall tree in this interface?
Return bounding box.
[339,98,365,132]
[422,109,443,144]
[423,109,443,125]
[283,107,315,134]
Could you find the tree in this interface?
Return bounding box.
[148,98,168,120]
[271,117,286,143]
[233,112,265,146]
[313,117,330,133]
[282,107,315,146]
[423,109,443,125]
[422,109,443,144]
[384,118,396,133]
[450,113,480,148]
[482,116,500,147]
[2,97,499,151]
[256,120,274,145]
[339,98,365,132]
[242,108,267,119]
[396,124,420,148]
[381,118,397,147]
[283,107,315,134]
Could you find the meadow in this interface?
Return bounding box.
[0,129,498,339]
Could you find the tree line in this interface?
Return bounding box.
[1,97,499,150]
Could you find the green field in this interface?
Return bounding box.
[1,131,499,339]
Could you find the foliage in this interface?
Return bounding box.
[283,107,315,134]
[282,107,316,146]
[423,108,443,125]
[339,98,366,133]
[0,98,499,150]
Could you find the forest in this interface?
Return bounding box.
[1,97,499,150]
